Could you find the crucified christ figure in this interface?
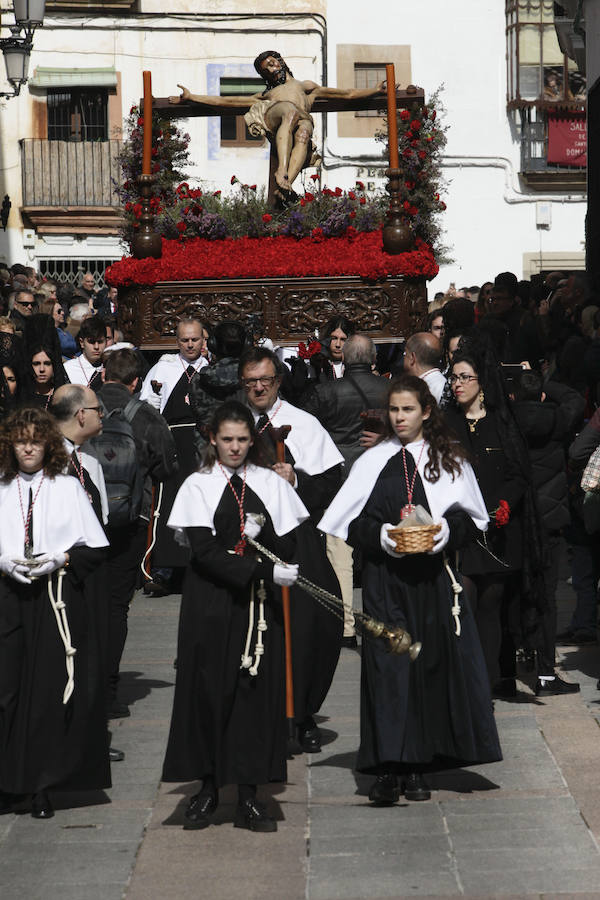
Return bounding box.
[169,50,386,196]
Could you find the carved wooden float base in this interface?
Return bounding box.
[118,274,427,349]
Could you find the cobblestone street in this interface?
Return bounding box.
[2,573,600,899]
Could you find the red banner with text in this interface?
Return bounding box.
[547,115,587,167]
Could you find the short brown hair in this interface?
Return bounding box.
[0,406,69,482]
[103,348,142,385]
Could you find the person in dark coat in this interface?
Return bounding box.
[94,348,179,719]
[319,375,501,805]
[512,371,584,693]
[162,401,307,832]
[0,406,110,819]
[302,334,389,471]
[188,320,249,458]
[563,406,600,644]
[444,344,539,697]
[302,334,389,645]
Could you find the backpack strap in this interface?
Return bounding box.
[123,397,142,425]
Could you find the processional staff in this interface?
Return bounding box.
[269,423,299,753]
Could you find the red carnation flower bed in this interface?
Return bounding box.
[106,230,438,287]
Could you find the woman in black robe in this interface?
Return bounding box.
[320,375,501,805]
[444,342,540,697]
[0,406,110,819]
[163,401,308,832]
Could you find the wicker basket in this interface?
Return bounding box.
[387,523,441,554]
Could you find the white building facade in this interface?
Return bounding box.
[0,0,586,293]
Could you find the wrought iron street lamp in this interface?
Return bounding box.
[0,0,45,99]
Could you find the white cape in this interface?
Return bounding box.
[318,436,489,540]
[0,471,108,557]
[255,398,343,476]
[140,353,208,413]
[168,462,309,546]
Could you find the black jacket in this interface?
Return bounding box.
[512,381,584,534]
[96,381,178,519]
[188,357,240,456]
[302,363,389,471]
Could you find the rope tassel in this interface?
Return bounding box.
[444,556,463,636]
[47,569,76,704]
[240,580,268,677]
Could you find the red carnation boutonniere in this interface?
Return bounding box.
[493,499,510,527]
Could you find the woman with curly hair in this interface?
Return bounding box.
[0,406,109,820]
[319,375,501,805]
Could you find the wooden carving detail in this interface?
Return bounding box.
[278,287,392,334]
[119,276,428,348]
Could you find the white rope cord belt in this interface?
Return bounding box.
[47,569,76,704]
[226,549,268,677]
[443,555,463,636]
[141,481,163,580]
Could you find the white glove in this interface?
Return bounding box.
[380,523,404,558]
[273,563,299,586]
[29,551,68,576]
[244,514,263,540]
[0,554,32,584]
[428,518,450,555]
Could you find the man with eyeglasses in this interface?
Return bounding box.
[9,290,37,334]
[50,383,125,764]
[239,346,344,753]
[139,317,209,594]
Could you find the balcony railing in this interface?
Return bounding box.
[21,139,122,208]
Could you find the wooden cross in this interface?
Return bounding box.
[144,87,425,205]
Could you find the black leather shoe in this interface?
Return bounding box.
[109,747,125,762]
[0,791,13,815]
[535,674,580,696]
[299,725,322,753]
[31,791,54,819]
[234,798,277,832]
[143,578,170,597]
[402,773,431,801]
[368,774,399,805]
[108,702,130,720]
[183,792,218,830]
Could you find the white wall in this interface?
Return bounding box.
[0,1,587,288]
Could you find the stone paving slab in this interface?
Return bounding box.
[2,564,600,899]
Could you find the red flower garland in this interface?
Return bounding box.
[106,231,438,287]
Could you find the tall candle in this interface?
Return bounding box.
[385,63,399,169]
[142,70,152,176]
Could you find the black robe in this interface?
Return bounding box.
[347,452,502,775]
[257,429,343,724]
[154,370,198,568]
[0,545,110,794]
[162,482,296,787]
